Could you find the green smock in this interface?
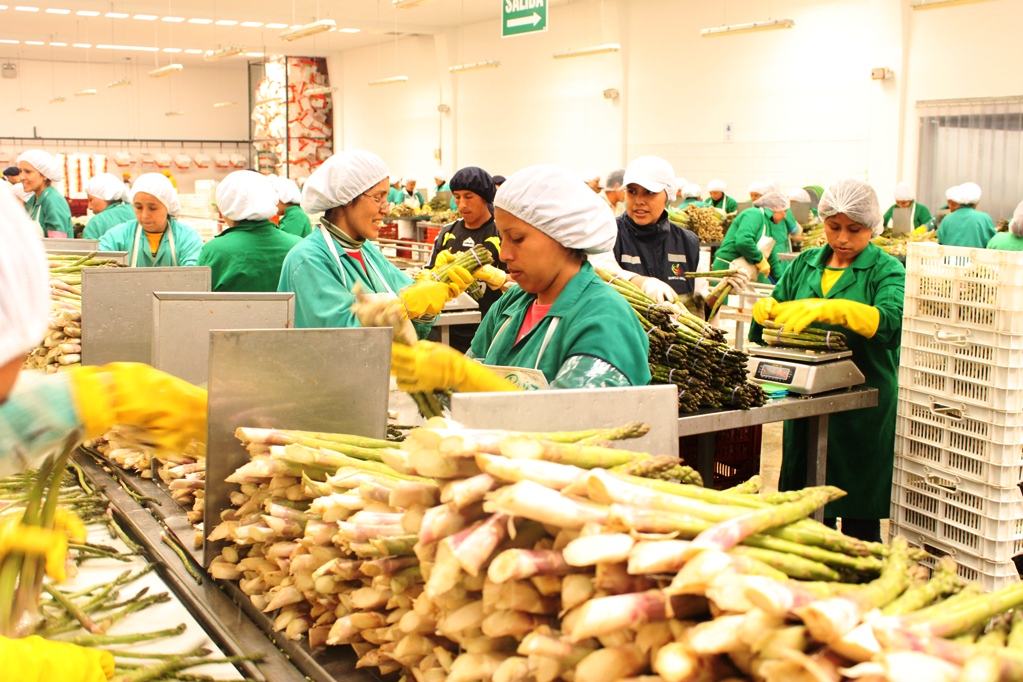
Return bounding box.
[750,243,905,519]
[432,183,457,211]
[278,225,432,338]
[25,185,73,238]
[882,202,931,229]
[387,187,405,205]
[987,232,1023,251]
[82,202,136,240]
[198,219,301,292]
[706,194,738,213]
[712,207,788,282]
[468,262,651,387]
[98,218,203,267]
[937,206,996,248]
[277,205,312,238]
[679,198,703,209]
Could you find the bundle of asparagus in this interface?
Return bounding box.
[668,205,725,243]
[596,268,767,412]
[23,254,124,374]
[759,321,850,352]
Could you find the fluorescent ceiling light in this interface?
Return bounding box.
[25,40,44,45]
[97,44,159,51]
[338,27,360,33]
[71,42,91,47]
[0,39,19,43]
[265,22,287,29]
[204,45,244,60]
[911,0,993,7]
[49,41,66,46]
[369,75,408,86]
[148,63,183,77]
[187,17,211,24]
[163,47,181,53]
[215,19,237,25]
[49,96,65,103]
[553,43,620,59]
[700,18,794,36]
[133,14,157,20]
[449,60,500,73]
[45,8,70,14]
[104,12,127,18]
[244,51,263,57]
[393,0,427,7]
[16,106,30,112]
[240,21,262,27]
[279,18,335,41]
[15,6,39,11]
[184,48,203,54]
[76,9,100,15]
[165,110,184,116]
[74,88,97,96]
[213,101,237,108]
[162,16,184,22]
[305,84,337,95]
[107,77,132,88]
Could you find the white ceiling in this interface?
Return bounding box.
[0,0,571,67]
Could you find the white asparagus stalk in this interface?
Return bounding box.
[474,453,588,489]
[492,656,531,682]
[441,474,497,509]
[487,548,572,584]
[445,652,510,682]
[561,573,597,612]
[685,614,747,654]
[654,642,705,682]
[483,480,608,529]
[437,600,486,638]
[563,532,635,567]
[481,610,552,638]
[574,644,646,682]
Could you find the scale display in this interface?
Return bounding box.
[755,362,796,384]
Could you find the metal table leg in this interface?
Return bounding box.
[806,414,830,523]
[696,432,716,489]
[440,325,450,346]
[733,320,746,352]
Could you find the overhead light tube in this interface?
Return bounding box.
[108,77,132,88]
[74,88,98,96]
[449,60,500,73]
[700,19,795,36]
[911,0,994,7]
[148,63,183,78]
[368,75,408,86]
[204,45,245,61]
[279,18,335,41]
[553,43,620,59]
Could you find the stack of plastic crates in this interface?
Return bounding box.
[891,243,1023,589]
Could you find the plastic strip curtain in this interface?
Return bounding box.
[916,96,1023,224]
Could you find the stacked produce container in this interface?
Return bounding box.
[890,242,1023,589]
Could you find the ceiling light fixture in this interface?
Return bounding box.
[213,101,237,108]
[0,39,19,43]
[449,60,500,73]
[16,106,30,112]
[49,96,65,103]
[305,84,337,95]
[244,51,264,58]
[553,43,620,59]
[204,45,244,60]
[265,22,287,29]
[104,12,127,18]
[392,0,427,7]
[163,47,181,53]
[187,17,211,24]
[184,48,203,54]
[700,18,794,36]
[165,110,184,116]
[368,75,408,86]
[133,14,157,20]
[97,43,159,51]
[76,9,99,15]
[25,40,44,45]
[148,63,183,77]
[161,16,184,22]
[45,8,70,14]
[74,88,97,96]
[49,41,66,46]
[338,27,360,33]
[279,18,335,41]
[214,19,237,25]
[240,21,262,27]
[71,42,91,47]
[14,6,39,11]
[911,0,993,7]
[107,77,132,88]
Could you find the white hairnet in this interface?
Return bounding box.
[267,174,302,205]
[17,150,62,183]
[748,181,766,196]
[216,171,280,222]
[945,185,961,204]
[1010,201,1023,239]
[675,177,689,189]
[302,151,390,214]
[495,165,617,255]
[893,182,914,203]
[624,156,678,204]
[707,179,726,193]
[958,181,982,205]
[754,192,790,212]
[10,182,32,202]
[433,167,449,183]
[130,173,180,216]
[787,188,811,203]
[0,185,50,367]
[682,184,702,199]
[85,173,129,203]
[390,175,401,185]
[401,175,417,186]
[818,179,883,237]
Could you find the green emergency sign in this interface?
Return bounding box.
[502,0,547,37]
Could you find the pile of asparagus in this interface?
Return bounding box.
[668,205,725,244]
[595,268,767,412]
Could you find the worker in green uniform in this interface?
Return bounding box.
[387,176,404,206]
[267,175,312,238]
[712,192,791,283]
[989,201,1023,251]
[82,173,134,240]
[705,179,737,214]
[432,168,457,211]
[937,182,996,248]
[390,164,652,393]
[199,171,301,292]
[401,175,427,209]
[98,173,203,267]
[278,150,473,332]
[882,182,931,230]
[678,184,703,208]
[17,150,73,238]
[751,179,904,543]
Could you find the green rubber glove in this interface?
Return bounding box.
[772,298,880,337]
[752,297,778,325]
[390,341,520,393]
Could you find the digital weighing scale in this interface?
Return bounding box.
[747,345,865,395]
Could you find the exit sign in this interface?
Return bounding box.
[502,0,547,37]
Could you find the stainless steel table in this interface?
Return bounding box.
[679,386,879,521]
[433,310,482,345]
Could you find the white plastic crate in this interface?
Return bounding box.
[895,387,1023,487]
[890,521,1020,592]
[904,242,1023,334]
[890,457,1023,563]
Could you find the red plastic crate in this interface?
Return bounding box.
[422,225,442,244]
[679,426,762,490]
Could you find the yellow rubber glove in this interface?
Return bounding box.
[401,266,475,317]
[0,635,115,682]
[444,265,474,297]
[752,297,778,325]
[772,298,881,337]
[912,225,928,235]
[390,341,520,393]
[434,249,457,267]
[0,514,71,582]
[473,265,507,290]
[756,258,772,277]
[68,363,207,452]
